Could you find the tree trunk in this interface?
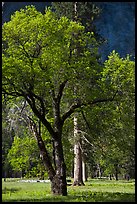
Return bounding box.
[29,118,67,195]
[4,171,6,182]
[51,169,67,195]
[71,161,74,178]
[82,160,87,182]
[72,2,84,186]
[38,133,67,195]
[115,164,119,181]
[51,137,67,195]
[73,115,84,186]
[51,168,67,195]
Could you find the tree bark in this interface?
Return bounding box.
[82,159,87,182]
[4,171,6,182]
[73,115,84,186]
[115,163,119,181]
[72,2,85,186]
[49,89,67,195]
[29,117,67,195]
[71,161,74,178]
[51,135,67,195]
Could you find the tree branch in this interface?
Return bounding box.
[30,92,46,117]
[2,77,23,97]
[57,79,68,104]
[19,43,33,65]
[23,92,55,137]
[2,87,22,97]
[28,116,56,180]
[62,91,118,123]
[81,110,92,132]
[62,103,80,122]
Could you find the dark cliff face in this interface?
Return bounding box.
[2,2,135,61]
[94,2,135,61]
[2,2,50,23]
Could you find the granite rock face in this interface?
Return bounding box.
[94,2,135,61]
[2,2,50,23]
[2,2,135,61]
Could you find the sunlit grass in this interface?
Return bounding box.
[2,178,135,202]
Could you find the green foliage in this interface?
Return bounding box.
[7,131,52,178]
[62,117,74,175]
[5,100,53,178]
[100,51,135,177]
[2,5,100,115]
[7,135,39,172]
[2,6,100,184]
[77,51,135,178]
[2,102,16,177]
[101,51,135,94]
[52,2,102,39]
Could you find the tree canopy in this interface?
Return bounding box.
[2,5,101,118]
[2,5,103,195]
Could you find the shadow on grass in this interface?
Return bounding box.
[2,191,135,202]
[2,187,21,194]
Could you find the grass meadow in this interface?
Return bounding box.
[2,178,135,202]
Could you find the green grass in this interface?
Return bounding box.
[2,178,135,202]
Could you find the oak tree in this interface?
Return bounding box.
[2,6,119,195]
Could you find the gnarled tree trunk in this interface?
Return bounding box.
[51,136,67,195]
[29,118,67,196]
